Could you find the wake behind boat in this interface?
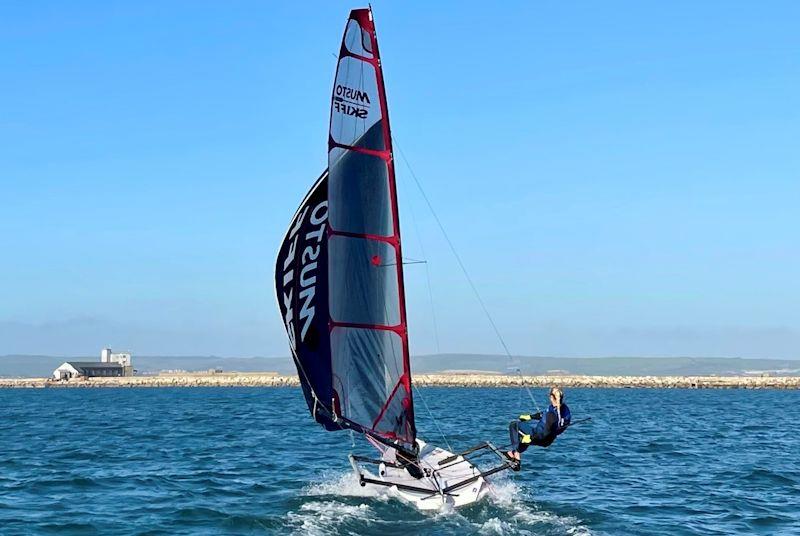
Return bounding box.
[274,7,515,510]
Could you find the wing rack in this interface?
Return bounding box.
[349,441,515,497]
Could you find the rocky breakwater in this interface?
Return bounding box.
[0,373,296,389]
[1,373,799,389]
[414,374,800,389]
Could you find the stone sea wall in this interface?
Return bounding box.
[1,373,799,389]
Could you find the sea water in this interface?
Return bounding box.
[1,387,798,535]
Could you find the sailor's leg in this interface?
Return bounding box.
[505,420,523,469]
[509,420,520,451]
[516,421,532,455]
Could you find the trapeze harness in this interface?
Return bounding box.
[509,403,571,453]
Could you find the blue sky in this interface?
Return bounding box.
[1,1,798,358]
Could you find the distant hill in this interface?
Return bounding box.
[413,354,800,376]
[1,353,798,378]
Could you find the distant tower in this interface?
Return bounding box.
[101,348,111,363]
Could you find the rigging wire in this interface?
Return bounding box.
[397,141,450,450]
[392,136,542,414]
[412,383,452,452]
[401,167,442,356]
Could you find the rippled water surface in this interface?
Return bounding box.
[1,387,799,535]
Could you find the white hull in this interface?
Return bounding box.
[350,439,500,510]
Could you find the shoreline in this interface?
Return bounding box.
[1,373,799,389]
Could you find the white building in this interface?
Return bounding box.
[52,348,134,380]
[101,348,132,367]
[53,361,125,380]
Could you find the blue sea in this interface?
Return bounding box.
[1,387,799,535]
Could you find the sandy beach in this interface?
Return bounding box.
[1,373,798,389]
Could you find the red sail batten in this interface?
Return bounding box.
[328,228,399,246]
[338,43,375,65]
[329,320,406,335]
[329,139,391,160]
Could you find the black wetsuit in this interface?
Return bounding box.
[509,403,571,453]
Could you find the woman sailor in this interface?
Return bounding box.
[504,387,571,470]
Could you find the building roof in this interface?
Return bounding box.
[64,361,124,373]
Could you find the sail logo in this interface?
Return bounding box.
[280,200,328,350]
[333,84,370,119]
[335,84,370,104]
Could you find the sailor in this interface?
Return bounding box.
[396,446,424,479]
[504,387,571,470]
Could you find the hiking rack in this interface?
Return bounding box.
[349,440,515,497]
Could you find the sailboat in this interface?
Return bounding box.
[275,7,515,510]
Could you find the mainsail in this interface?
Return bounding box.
[276,8,415,448]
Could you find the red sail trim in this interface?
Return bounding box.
[330,320,406,335]
[329,228,398,245]
[338,44,376,65]
[329,139,391,161]
[372,376,404,428]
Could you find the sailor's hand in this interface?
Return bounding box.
[520,433,532,444]
[519,414,532,421]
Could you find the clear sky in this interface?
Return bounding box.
[1,2,798,358]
